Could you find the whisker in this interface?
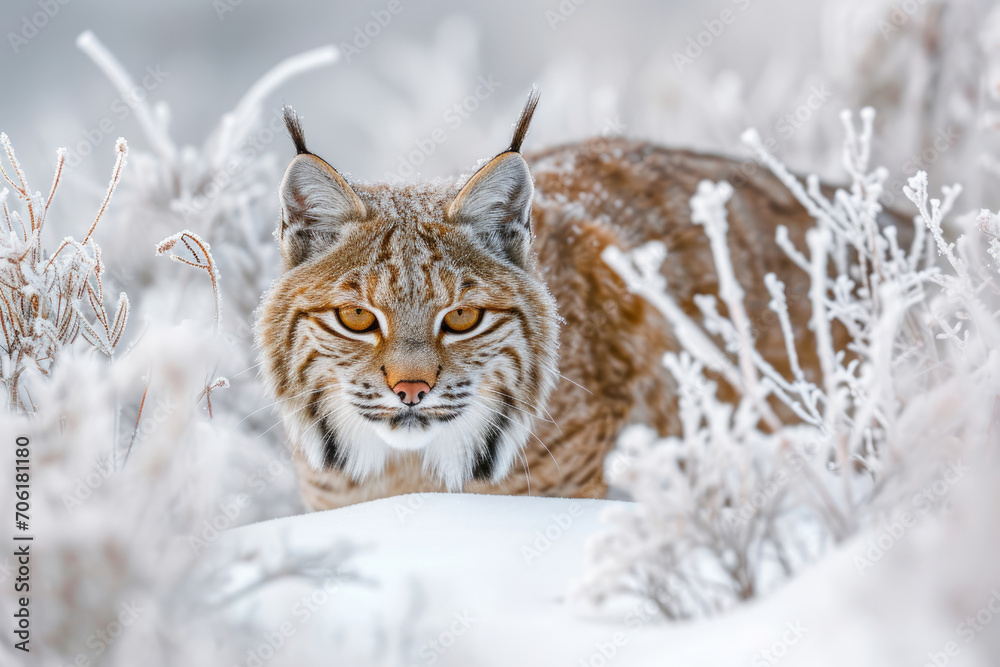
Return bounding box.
[469,398,561,478]
[477,386,558,426]
[229,361,263,379]
[255,385,341,442]
[557,373,592,395]
[478,386,561,433]
[474,406,530,495]
[255,417,288,441]
[537,360,594,396]
[234,387,320,431]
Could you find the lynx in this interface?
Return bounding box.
[256,90,833,511]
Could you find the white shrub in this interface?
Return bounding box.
[0,134,129,412]
[0,40,349,664]
[574,108,1000,619]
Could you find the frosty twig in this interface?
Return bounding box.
[155,230,222,331]
[0,136,131,412]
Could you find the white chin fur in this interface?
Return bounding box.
[371,422,437,451]
[292,399,527,491]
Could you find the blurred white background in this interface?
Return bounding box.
[3,0,995,205]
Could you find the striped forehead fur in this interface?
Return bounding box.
[352,181,461,222]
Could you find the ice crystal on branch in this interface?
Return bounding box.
[977,208,1000,271]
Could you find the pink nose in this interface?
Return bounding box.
[392,381,432,406]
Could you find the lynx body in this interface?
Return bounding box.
[257,93,819,511]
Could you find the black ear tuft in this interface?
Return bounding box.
[283,105,310,155]
[507,86,540,154]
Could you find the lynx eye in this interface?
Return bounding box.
[442,307,483,333]
[337,306,378,332]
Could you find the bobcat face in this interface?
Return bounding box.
[257,92,559,490]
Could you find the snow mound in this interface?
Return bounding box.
[204,485,999,667]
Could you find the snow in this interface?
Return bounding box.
[206,485,999,667]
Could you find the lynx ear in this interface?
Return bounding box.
[278,106,367,268]
[448,153,534,267]
[447,88,539,268]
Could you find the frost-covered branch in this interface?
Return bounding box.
[156,230,222,331]
[211,45,339,170]
[0,135,131,411]
[76,31,177,166]
[579,108,1000,620]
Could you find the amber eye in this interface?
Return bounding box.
[337,306,377,332]
[442,307,483,333]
